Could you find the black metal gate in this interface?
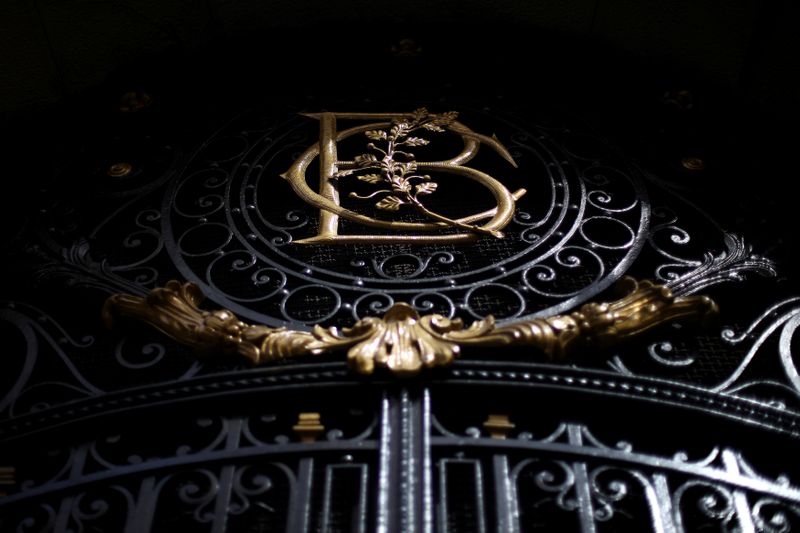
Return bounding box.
[2,76,798,532]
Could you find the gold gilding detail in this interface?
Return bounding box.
[0,466,15,497]
[484,414,515,439]
[282,109,525,244]
[293,413,325,443]
[104,277,717,376]
[681,157,705,171]
[107,162,133,177]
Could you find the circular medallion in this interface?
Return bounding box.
[163,108,649,328]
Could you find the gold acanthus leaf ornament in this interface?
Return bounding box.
[103,277,718,376]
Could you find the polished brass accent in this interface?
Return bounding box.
[282,110,525,244]
[681,157,705,171]
[293,413,325,443]
[0,466,14,497]
[119,91,152,112]
[107,162,133,178]
[104,277,717,376]
[314,302,466,374]
[484,414,515,439]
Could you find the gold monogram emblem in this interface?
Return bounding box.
[281,109,527,244]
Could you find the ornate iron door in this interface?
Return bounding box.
[1,93,797,532]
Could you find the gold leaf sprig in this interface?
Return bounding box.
[332,108,503,238]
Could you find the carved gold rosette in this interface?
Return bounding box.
[103,277,718,376]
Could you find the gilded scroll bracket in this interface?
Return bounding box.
[102,277,719,377]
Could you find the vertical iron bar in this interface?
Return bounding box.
[399,388,416,533]
[376,393,393,533]
[286,458,315,533]
[567,424,597,533]
[53,496,75,533]
[652,474,679,533]
[722,450,755,533]
[53,444,89,532]
[123,476,158,533]
[210,418,243,533]
[422,389,434,533]
[376,388,427,533]
[356,465,369,533]
[211,465,236,533]
[493,454,519,533]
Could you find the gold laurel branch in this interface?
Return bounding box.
[103,277,717,375]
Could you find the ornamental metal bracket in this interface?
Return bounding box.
[102,277,718,376]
